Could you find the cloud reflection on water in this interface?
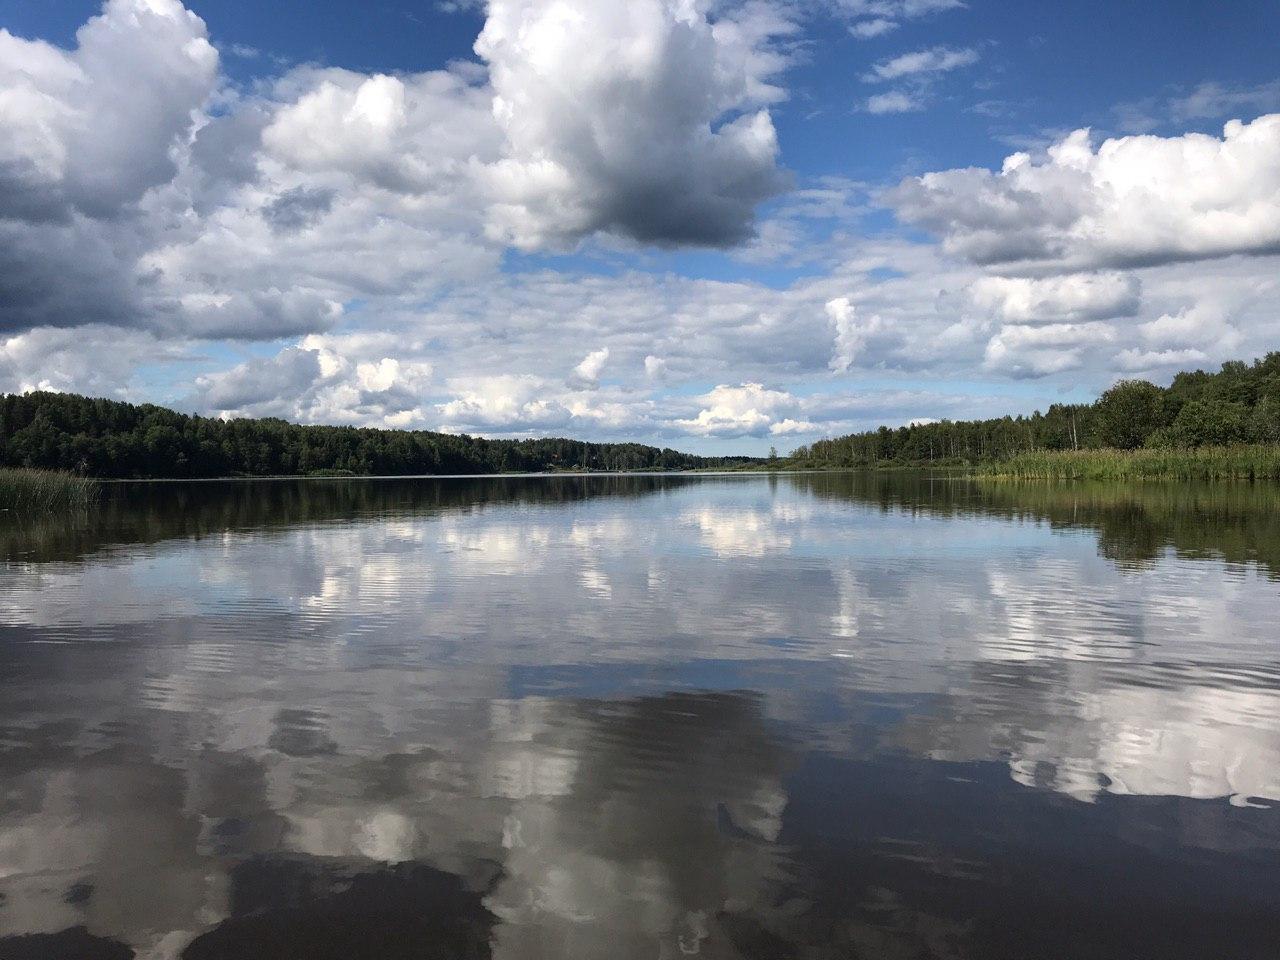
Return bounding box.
[1,474,1279,957]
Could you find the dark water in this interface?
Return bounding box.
[1,473,1279,960]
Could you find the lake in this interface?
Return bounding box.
[1,473,1278,959]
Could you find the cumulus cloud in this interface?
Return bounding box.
[0,0,218,331]
[770,418,818,435]
[826,296,886,372]
[437,375,568,432]
[1137,304,1242,353]
[196,348,323,411]
[262,187,336,233]
[1115,347,1210,372]
[0,326,170,397]
[968,272,1141,323]
[0,217,149,332]
[258,67,498,192]
[0,0,217,220]
[4,0,1280,452]
[672,382,800,437]
[891,115,1280,271]
[189,333,437,423]
[983,321,1116,378]
[436,373,647,436]
[173,290,345,340]
[570,347,610,387]
[475,0,791,249]
[2,0,800,343]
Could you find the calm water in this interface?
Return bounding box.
[2,473,1279,959]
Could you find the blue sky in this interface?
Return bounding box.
[1,0,1278,452]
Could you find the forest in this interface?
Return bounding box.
[0,392,749,478]
[790,353,1280,468]
[4,352,1279,480]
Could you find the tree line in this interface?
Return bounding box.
[0,392,751,479]
[791,352,1280,468]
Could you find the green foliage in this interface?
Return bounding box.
[1250,396,1280,443]
[791,352,1280,469]
[981,446,1280,482]
[1095,379,1167,449]
[1165,399,1250,447]
[0,392,751,479]
[0,468,99,512]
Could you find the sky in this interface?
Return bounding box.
[0,0,1278,454]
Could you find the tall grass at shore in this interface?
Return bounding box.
[0,468,100,512]
[981,446,1280,482]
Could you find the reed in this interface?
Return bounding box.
[981,446,1280,482]
[0,468,100,512]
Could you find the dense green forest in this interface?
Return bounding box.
[4,352,1279,480]
[791,353,1280,468]
[0,392,750,479]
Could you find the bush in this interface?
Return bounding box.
[1250,397,1280,444]
[1095,380,1167,449]
[1168,399,1249,447]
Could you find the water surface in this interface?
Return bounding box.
[2,473,1279,959]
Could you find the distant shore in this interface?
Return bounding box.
[5,446,1280,516]
[781,445,1280,482]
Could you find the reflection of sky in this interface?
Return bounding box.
[1,476,1280,957]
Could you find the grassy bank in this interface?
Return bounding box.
[980,446,1280,482]
[0,468,100,512]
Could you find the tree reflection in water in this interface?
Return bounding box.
[1,474,1278,958]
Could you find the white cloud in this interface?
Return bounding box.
[3,0,799,344]
[437,374,565,431]
[1115,347,1210,372]
[191,333,437,423]
[357,357,408,392]
[864,90,922,114]
[0,326,170,397]
[0,0,218,332]
[968,272,1141,323]
[864,46,978,82]
[840,0,964,54]
[1172,80,1280,122]
[826,296,885,372]
[1137,304,1242,352]
[174,290,346,340]
[475,0,792,249]
[259,68,498,191]
[830,0,964,16]
[571,347,610,386]
[769,418,817,435]
[196,348,323,411]
[671,382,799,437]
[849,18,897,39]
[830,0,964,36]
[892,115,1280,271]
[2,0,1279,455]
[0,0,217,220]
[983,321,1116,378]
[435,373,649,436]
